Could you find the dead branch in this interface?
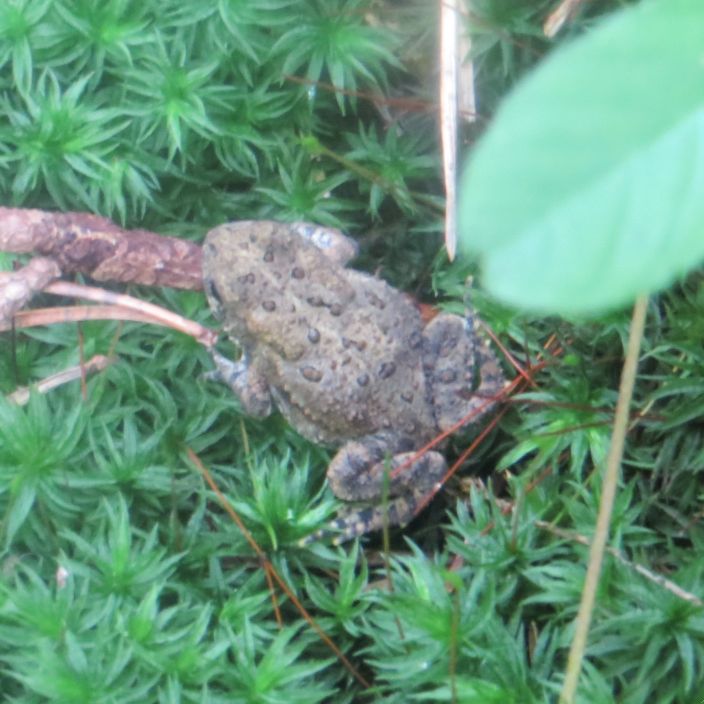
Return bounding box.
[0,207,203,291]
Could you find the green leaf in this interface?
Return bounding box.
[3,478,37,547]
[459,0,704,314]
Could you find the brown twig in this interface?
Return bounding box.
[6,354,117,405]
[45,281,217,345]
[187,448,372,690]
[544,0,589,37]
[6,282,218,346]
[0,257,61,326]
[536,520,702,606]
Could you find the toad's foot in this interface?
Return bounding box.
[300,435,447,545]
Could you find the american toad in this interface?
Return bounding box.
[202,221,506,542]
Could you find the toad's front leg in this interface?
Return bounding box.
[206,349,273,418]
[304,434,448,544]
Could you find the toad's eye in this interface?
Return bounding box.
[205,279,223,308]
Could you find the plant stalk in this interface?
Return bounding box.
[560,295,648,703]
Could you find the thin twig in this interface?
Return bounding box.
[560,295,649,703]
[45,281,217,346]
[186,448,372,690]
[544,0,589,37]
[6,354,116,405]
[536,520,702,606]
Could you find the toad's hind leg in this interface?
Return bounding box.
[301,435,447,544]
[324,492,428,545]
[423,309,507,432]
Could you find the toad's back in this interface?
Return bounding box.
[203,221,436,446]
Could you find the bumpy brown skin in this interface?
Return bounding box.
[203,221,506,542]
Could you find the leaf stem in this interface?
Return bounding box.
[560,294,648,703]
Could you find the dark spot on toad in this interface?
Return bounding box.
[300,366,323,382]
[437,369,457,384]
[378,362,396,379]
[345,338,367,352]
[366,292,386,309]
[356,373,370,387]
[408,331,423,349]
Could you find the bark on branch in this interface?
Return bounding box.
[0,207,203,290]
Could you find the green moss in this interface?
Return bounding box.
[1,1,702,702]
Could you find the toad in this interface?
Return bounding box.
[202,221,506,542]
